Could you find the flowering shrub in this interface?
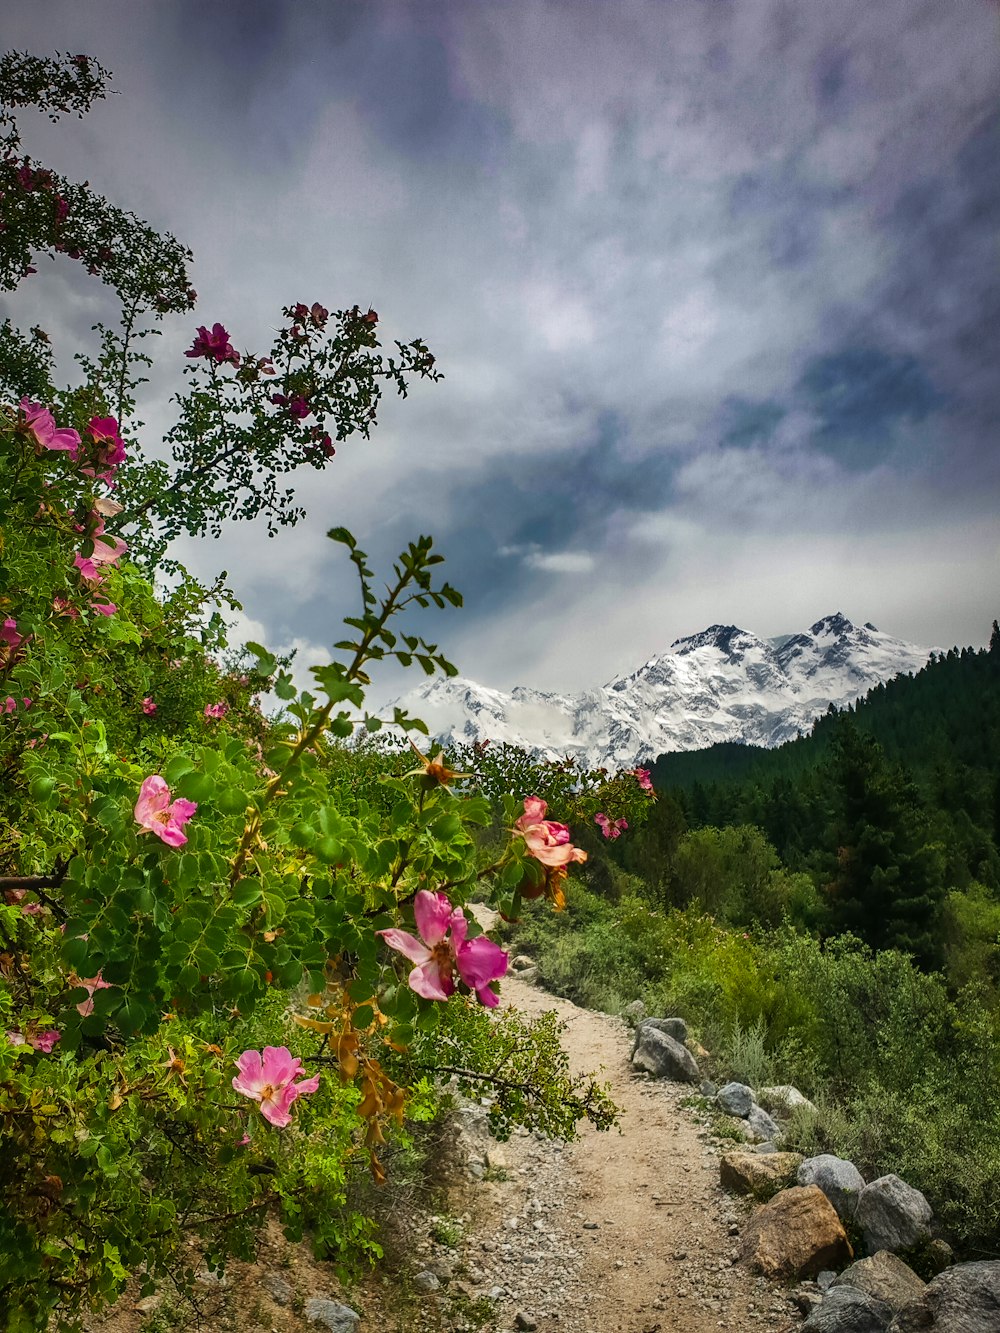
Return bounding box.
[0,48,619,1331]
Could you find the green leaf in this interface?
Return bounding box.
[177,770,216,803]
[163,754,196,785]
[216,787,249,816]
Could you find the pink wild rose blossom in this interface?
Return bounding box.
[142,698,157,715]
[232,1047,320,1127]
[632,767,654,793]
[29,1029,60,1052]
[134,775,197,847]
[19,399,81,459]
[595,812,628,840]
[1,618,22,649]
[514,796,588,870]
[185,323,240,366]
[378,889,508,1008]
[76,973,112,1016]
[204,701,229,720]
[81,416,126,482]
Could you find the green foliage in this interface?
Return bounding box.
[0,48,620,1330]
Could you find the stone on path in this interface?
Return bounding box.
[798,1154,867,1224]
[630,1025,699,1082]
[887,1260,1000,1333]
[720,1150,803,1200]
[833,1251,926,1313]
[758,1084,818,1116]
[630,1015,688,1054]
[716,1081,755,1117]
[304,1297,361,1332]
[856,1175,932,1255]
[746,1103,781,1143]
[740,1185,853,1280]
[800,1283,894,1332]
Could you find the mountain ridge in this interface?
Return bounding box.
[385,612,933,770]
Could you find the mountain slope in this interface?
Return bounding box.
[386,612,932,770]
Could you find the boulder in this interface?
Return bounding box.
[758,1084,818,1116]
[740,1185,854,1280]
[304,1298,361,1333]
[834,1252,926,1314]
[630,1026,699,1082]
[856,1176,932,1255]
[630,1016,688,1055]
[747,1103,782,1144]
[800,1285,894,1332]
[621,999,647,1027]
[798,1154,867,1224]
[887,1261,1000,1333]
[510,954,536,971]
[716,1081,755,1117]
[719,1150,803,1200]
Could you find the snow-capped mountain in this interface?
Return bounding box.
[385,613,932,771]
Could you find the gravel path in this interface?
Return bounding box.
[442,974,802,1333]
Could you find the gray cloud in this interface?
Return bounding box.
[2,0,998,702]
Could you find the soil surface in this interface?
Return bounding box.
[85,974,803,1333]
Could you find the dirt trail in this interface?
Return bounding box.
[461,973,800,1333]
[85,973,802,1333]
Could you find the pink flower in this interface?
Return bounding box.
[89,600,116,617]
[595,813,628,840]
[53,597,79,619]
[514,797,588,869]
[76,973,111,1016]
[3,698,16,714]
[378,889,509,1008]
[134,775,197,848]
[30,1029,60,1052]
[6,1031,25,1046]
[19,399,81,459]
[21,902,43,916]
[142,697,157,715]
[81,416,126,482]
[74,533,125,585]
[1,618,22,649]
[232,1047,321,1128]
[204,701,229,720]
[185,323,240,366]
[632,767,654,793]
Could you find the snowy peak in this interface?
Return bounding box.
[385,613,932,770]
[669,623,773,662]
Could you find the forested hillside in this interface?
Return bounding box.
[637,630,1000,967]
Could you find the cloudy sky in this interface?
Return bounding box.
[4,1,999,697]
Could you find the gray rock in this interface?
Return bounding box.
[717,1082,755,1117]
[834,1252,925,1314]
[801,1284,894,1332]
[413,1269,440,1292]
[747,1103,781,1143]
[758,1084,818,1116]
[510,955,536,971]
[621,999,647,1027]
[304,1298,361,1333]
[753,1140,779,1154]
[700,1080,718,1098]
[798,1155,867,1224]
[818,1271,838,1292]
[887,1261,1000,1333]
[631,1026,700,1082]
[630,1016,688,1055]
[515,1315,538,1332]
[856,1176,932,1255]
[262,1273,294,1306]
